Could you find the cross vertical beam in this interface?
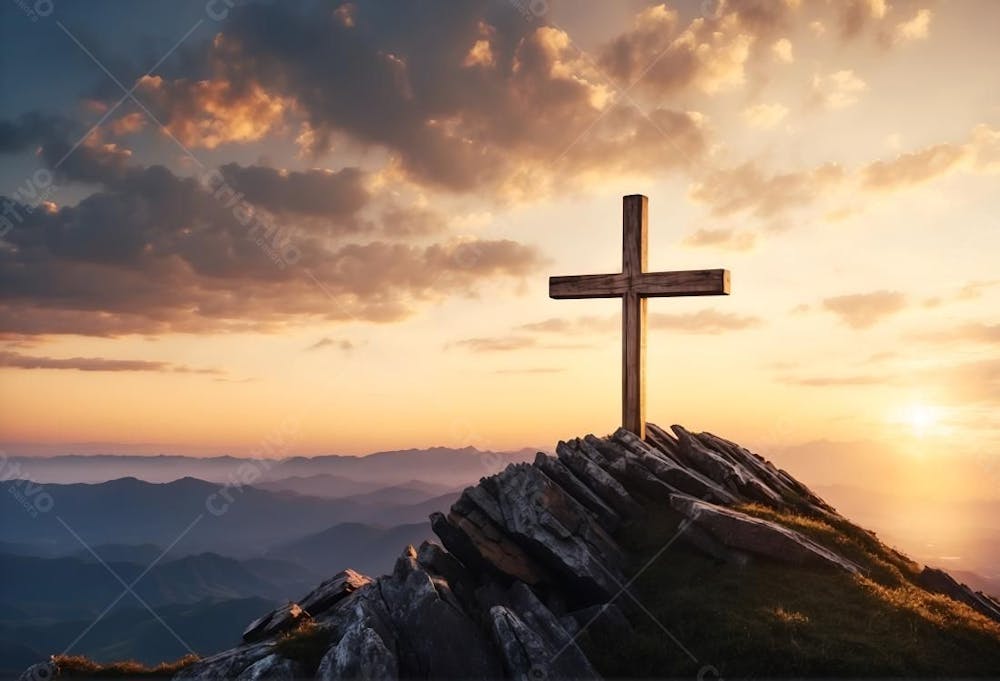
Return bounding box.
[548,194,731,439]
[622,195,647,437]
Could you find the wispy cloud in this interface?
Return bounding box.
[0,350,223,374]
[822,291,907,329]
[306,337,355,352]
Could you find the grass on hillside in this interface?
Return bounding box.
[581,503,1000,679]
[273,620,336,675]
[50,655,198,679]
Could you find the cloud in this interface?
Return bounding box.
[377,202,448,237]
[519,316,615,334]
[913,323,1000,346]
[936,358,1000,405]
[519,309,762,335]
[0,112,69,153]
[957,280,1000,300]
[0,350,221,374]
[453,336,537,352]
[860,124,1000,191]
[0,162,546,337]
[107,112,146,137]
[306,337,355,352]
[779,373,887,387]
[122,2,710,196]
[822,291,907,329]
[862,143,966,190]
[838,0,888,39]
[689,161,845,219]
[771,38,794,63]
[683,228,756,251]
[494,367,564,375]
[135,73,290,150]
[218,164,370,218]
[742,102,789,128]
[598,4,759,96]
[811,69,867,109]
[889,8,932,46]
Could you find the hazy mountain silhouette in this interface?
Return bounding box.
[263,521,434,575]
[7,447,536,485]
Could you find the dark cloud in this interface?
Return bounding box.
[821,291,907,329]
[0,350,221,374]
[0,112,69,154]
[378,203,448,237]
[120,1,709,195]
[0,111,133,186]
[218,164,370,218]
[0,161,545,336]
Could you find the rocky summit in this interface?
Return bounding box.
[23,423,1000,680]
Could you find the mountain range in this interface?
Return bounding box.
[4,446,536,485]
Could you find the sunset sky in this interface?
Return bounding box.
[1,0,998,481]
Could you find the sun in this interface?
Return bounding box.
[900,403,942,437]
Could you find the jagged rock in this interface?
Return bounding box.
[431,504,550,586]
[475,463,628,602]
[671,425,786,507]
[415,540,481,615]
[611,428,738,505]
[917,567,1000,623]
[316,622,397,681]
[489,606,583,681]
[378,546,503,678]
[174,642,277,680]
[669,494,860,573]
[234,655,302,681]
[504,582,598,679]
[606,454,677,501]
[298,569,371,617]
[242,602,308,644]
[556,439,641,520]
[644,423,684,462]
[535,452,622,533]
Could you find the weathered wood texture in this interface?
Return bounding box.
[549,269,728,299]
[548,194,731,439]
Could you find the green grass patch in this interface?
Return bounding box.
[581,506,1000,678]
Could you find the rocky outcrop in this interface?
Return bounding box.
[24,420,996,680]
[668,494,861,574]
[917,567,1000,622]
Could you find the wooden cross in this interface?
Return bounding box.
[549,195,730,439]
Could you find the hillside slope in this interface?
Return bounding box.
[24,422,1000,680]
